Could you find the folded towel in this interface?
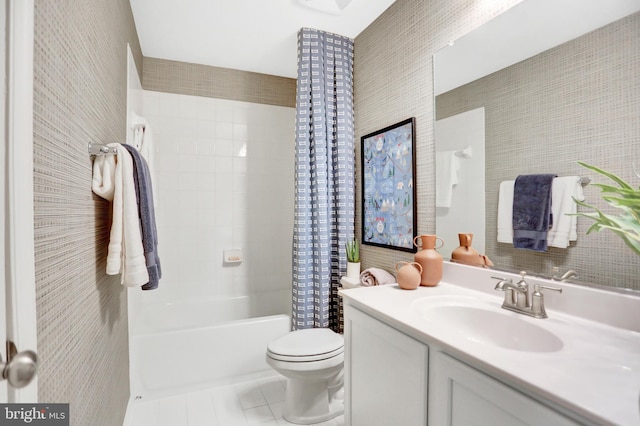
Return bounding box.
[360,268,396,286]
[512,174,557,251]
[107,144,149,287]
[435,150,460,208]
[497,180,515,243]
[123,144,162,290]
[547,176,585,248]
[92,155,116,201]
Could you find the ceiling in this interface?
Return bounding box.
[129,0,397,79]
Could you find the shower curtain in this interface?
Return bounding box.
[292,28,355,332]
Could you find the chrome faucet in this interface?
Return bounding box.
[551,268,577,282]
[493,271,562,319]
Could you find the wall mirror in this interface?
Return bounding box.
[433,0,640,288]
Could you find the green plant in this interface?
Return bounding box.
[345,239,360,263]
[573,162,640,256]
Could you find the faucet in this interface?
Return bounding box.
[493,271,562,319]
[551,267,577,282]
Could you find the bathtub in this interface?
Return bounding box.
[130,296,291,398]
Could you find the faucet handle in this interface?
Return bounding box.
[534,284,563,294]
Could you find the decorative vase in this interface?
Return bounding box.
[413,234,444,286]
[451,233,481,266]
[395,261,423,290]
[346,262,361,280]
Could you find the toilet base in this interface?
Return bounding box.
[282,375,344,425]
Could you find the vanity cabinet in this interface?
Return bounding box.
[344,305,584,426]
[429,352,579,426]
[344,306,428,426]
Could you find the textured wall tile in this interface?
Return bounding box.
[33,0,142,424]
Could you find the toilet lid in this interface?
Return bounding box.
[267,328,344,359]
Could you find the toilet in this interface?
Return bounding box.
[266,328,344,424]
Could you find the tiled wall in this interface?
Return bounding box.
[32,0,141,424]
[137,90,295,313]
[355,0,639,290]
[436,13,640,288]
[354,0,522,277]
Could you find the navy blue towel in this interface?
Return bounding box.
[123,144,162,290]
[512,174,556,252]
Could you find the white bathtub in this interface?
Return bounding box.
[130,296,291,398]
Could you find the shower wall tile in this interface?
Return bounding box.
[143,91,295,311]
[32,0,142,424]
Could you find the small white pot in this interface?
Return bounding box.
[346,262,361,279]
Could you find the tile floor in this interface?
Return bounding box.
[126,374,345,426]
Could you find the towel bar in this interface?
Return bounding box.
[88,142,117,156]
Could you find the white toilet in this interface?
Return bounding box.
[266,328,344,424]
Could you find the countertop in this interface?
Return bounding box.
[339,262,640,426]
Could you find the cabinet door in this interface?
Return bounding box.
[429,352,579,426]
[344,306,428,426]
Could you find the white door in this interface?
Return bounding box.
[1,0,38,403]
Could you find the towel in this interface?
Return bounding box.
[547,176,585,248]
[92,154,116,201]
[360,268,396,286]
[106,144,149,287]
[497,180,514,243]
[512,174,557,251]
[435,150,460,208]
[123,144,162,290]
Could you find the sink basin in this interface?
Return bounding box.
[411,296,564,353]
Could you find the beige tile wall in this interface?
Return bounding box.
[33,0,142,424]
[436,13,640,288]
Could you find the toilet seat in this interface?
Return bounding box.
[267,328,344,362]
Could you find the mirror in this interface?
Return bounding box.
[434,0,640,288]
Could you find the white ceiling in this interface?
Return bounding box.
[129,0,397,79]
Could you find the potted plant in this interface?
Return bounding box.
[573,162,640,256]
[345,238,361,279]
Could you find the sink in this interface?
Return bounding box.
[411,296,564,353]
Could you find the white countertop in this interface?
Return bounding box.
[339,262,640,426]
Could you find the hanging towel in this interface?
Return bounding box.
[435,150,460,208]
[497,180,514,243]
[123,144,162,290]
[547,176,585,248]
[360,268,396,286]
[92,155,116,201]
[106,143,149,287]
[512,174,557,252]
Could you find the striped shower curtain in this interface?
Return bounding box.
[292,28,355,332]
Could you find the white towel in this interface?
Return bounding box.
[547,176,585,248]
[435,150,460,208]
[497,177,585,248]
[92,155,116,201]
[106,143,149,287]
[497,180,514,243]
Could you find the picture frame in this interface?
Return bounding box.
[361,117,417,253]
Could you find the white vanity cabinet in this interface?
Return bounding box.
[344,305,428,426]
[344,305,585,426]
[429,352,580,426]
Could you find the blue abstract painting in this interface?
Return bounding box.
[362,118,417,252]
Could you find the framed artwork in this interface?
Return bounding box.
[361,117,417,253]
